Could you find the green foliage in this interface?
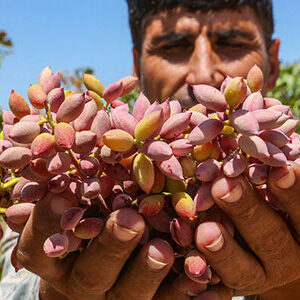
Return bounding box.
[267,62,300,131]
[60,67,94,93]
[0,30,13,131]
[0,31,13,66]
[121,88,139,112]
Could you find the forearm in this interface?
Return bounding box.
[259,279,300,300]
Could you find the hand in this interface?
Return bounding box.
[15,192,208,300]
[193,162,300,299]
[16,193,176,300]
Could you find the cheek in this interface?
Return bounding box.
[142,57,188,101]
[220,51,268,79]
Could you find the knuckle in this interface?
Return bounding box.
[95,221,142,257]
[96,233,134,259]
[232,197,260,225]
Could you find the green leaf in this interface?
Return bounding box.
[267,62,300,132]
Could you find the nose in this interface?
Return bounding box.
[185,35,220,88]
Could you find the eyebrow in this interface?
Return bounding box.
[213,29,256,41]
[151,28,256,45]
[151,31,194,45]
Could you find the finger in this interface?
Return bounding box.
[195,221,265,292]
[69,208,145,295]
[154,274,207,300]
[211,174,300,273]
[109,238,174,300]
[268,162,300,241]
[193,285,233,300]
[198,205,235,238]
[17,192,76,283]
[210,270,221,285]
[184,251,210,284]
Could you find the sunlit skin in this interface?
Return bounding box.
[133,6,280,109]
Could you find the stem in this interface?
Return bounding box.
[162,192,172,196]
[67,150,86,180]
[1,177,22,191]
[68,150,110,216]
[91,148,101,158]
[131,199,138,206]
[45,103,56,129]
[192,176,198,184]
[9,169,16,179]
[104,103,111,111]
[95,195,110,217]
[65,168,75,175]
[37,118,48,126]
[221,131,237,138]
[134,139,143,150]
[227,107,233,125]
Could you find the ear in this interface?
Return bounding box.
[265,38,280,92]
[132,48,141,91]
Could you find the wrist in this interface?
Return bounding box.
[259,279,300,300]
[39,279,69,300]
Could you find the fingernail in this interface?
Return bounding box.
[190,266,212,284]
[212,177,243,204]
[112,208,143,242]
[194,290,220,300]
[146,254,168,270]
[196,222,224,252]
[205,234,224,252]
[220,182,243,203]
[146,239,172,270]
[274,165,296,189]
[113,223,138,242]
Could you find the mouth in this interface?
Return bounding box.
[167,86,200,110]
[188,85,199,105]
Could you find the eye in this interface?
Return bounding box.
[217,40,244,48]
[161,41,192,51]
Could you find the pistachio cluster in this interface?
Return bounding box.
[0,65,299,285]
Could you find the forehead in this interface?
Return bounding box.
[143,6,264,40]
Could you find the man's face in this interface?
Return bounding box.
[133,6,280,109]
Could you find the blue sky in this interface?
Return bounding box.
[0,0,299,110]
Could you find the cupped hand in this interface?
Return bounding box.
[15,193,177,300]
[15,192,209,300]
[194,162,300,299]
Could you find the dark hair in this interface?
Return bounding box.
[126,0,274,52]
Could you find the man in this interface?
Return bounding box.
[1,0,300,299]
